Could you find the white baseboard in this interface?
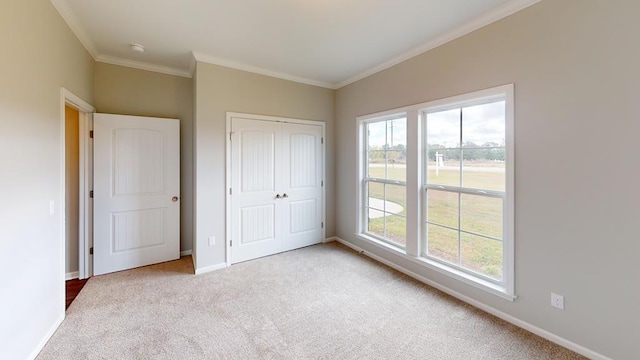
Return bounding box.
[180,250,193,256]
[323,236,337,243]
[28,313,64,360]
[334,237,611,360]
[65,271,79,280]
[194,262,228,275]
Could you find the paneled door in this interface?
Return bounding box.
[280,123,323,252]
[230,118,282,263]
[93,114,180,276]
[230,116,323,264]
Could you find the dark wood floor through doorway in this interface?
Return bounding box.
[66,278,88,309]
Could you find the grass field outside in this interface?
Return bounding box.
[365,162,504,280]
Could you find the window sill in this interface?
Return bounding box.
[358,232,406,252]
[355,233,516,302]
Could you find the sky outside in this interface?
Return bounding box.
[368,117,407,148]
[427,101,505,147]
[366,100,505,149]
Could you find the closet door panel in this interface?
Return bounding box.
[230,118,282,263]
[281,123,323,252]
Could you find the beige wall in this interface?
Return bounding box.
[193,62,335,269]
[335,1,639,358]
[0,0,94,358]
[94,62,194,252]
[65,106,80,274]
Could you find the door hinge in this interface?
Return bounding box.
[89,190,94,198]
[321,222,324,228]
[321,137,324,144]
[230,240,233,247]
[230,132,234,141]
[89,247,93,255]
[89,130,94,138]
[229,188,232,195]
[321,180,323,187]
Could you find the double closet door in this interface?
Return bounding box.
[230,116,324,264]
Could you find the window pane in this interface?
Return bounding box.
[426,224,459,265]
[427,149,460,187]
[387,118,406,149]
[460,194,503,239]
[461,233,503,281]
[367,182,385,210]
[386,150,405,181]
[368,151,385,178]
[385,214,406,246]
[427,189,458,228]
[426,108,460,148]
[368,208,384,219]
[385,184,405,216]
[367,121,387,151]
[367,212,385,238]
[462,101,505,146]
[462,156,505,191]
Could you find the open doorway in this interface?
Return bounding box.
[64,105,87,308]
[60,88,94,308]
[64,105,80,280]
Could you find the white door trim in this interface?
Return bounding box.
[225,112,326,266]
[59,88,95,289]
[77,111,93,279]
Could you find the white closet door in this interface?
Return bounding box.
[230,118,283,263]
[93,114,180,276]
[230,117,324,264]
[281,123,323,252]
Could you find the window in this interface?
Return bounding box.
[423,94,510,285]
[362,116,407,247]
[357,85,514,299]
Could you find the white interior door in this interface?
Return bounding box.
[93,114,180,276]
[230,118,282,264]
[230,116,323,264]
[281,123,323,252]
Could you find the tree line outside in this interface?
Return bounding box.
[368,141,505,164]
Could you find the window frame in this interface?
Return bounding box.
[356,84,515,300]
[359,113,408,249]
[420,84,515,295]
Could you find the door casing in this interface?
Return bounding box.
[59,88,95,281]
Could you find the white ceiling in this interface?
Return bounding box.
[51,0,538,89]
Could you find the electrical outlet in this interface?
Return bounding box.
[551,293,564,310]
[208,236,215,246]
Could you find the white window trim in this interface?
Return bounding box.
[357,84,515,301]
[358,112,408,248]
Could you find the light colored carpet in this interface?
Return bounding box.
[38,242,585,359]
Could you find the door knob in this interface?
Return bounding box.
[275,194,281,199]
[172,196,179,202]
[282,193,289,198]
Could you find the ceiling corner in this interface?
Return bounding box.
[96,55,192,78]
[192,51,335,89]
[334,0,542,89]
[50,0,99,59]
[189,52,198,77]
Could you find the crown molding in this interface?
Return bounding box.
[189,54,198,77]
[96,55,192,78]
[192,52,334,89]
[334,0,542,89]
[50,0,98,59]
[52,0,540,89]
